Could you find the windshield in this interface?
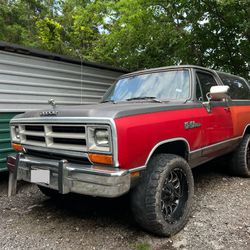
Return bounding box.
[102,69,190,102]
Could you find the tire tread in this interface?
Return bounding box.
[131,154,194,236]
[230,134,250,177]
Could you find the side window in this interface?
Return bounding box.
[196,72,218,101]
[218,73,250,100]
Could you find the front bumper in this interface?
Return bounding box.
[8,153,131,198]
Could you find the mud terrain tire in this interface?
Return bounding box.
[230,134,250,177]
[131,154,194,236]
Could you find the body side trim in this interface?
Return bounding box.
[190,136,242,154]
[144,136,243,169]
[189,137,241,167]
[145,138,191,166]
[229,100,250,105]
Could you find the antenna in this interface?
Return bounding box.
[76,49,83,104]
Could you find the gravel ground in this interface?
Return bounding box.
[0,161,249,250]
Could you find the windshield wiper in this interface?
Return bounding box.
[126,96,162,103]
[100,100,116,104]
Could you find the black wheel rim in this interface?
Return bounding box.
[161,168,188,224]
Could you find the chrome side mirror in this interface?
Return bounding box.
[203,85,230,113]
[208,85,230,101]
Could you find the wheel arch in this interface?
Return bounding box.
[145,138,190,166]
[243,124,250,136]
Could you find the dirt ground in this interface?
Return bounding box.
[0,161,249,250]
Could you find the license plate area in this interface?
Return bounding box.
[30,169,50,184]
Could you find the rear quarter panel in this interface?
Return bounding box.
[230,104,250,137]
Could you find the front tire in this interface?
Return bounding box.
[230,134,250,177]
[131,154,194,236]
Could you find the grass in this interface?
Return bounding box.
[134,241,151,250]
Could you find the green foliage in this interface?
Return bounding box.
[58,0,105,59]
[0,0,249,79]
[36,18,63,52]
[0,0,61,49]
[134,241,151,250]
[93,0,250,78]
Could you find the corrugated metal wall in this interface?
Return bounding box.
[0,43,127,171]
[0,50,124,112]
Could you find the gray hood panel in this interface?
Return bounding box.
[13,101,199,120]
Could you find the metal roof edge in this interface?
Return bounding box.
[0,41,129,73]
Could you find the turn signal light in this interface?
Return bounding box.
[88,153,113,165]
[12,143,23,151]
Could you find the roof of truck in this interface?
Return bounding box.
[120,64,244,80]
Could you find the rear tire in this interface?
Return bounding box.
[130,154,194,236]
[230,134,250,177]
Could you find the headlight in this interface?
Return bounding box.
[95,129,109,146]
[11,125,21,143]
[87,126,111,152]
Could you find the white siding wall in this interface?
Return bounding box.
[0,51,124,112]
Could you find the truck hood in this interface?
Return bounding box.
[13,101,195,120]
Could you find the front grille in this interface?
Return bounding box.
[25,125,44,132]
[26,135,46,142]
[52,126,85,133]
[19,124,87,152]
[53,138,86,145]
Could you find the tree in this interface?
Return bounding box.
[0,0,249,79]
[0,0,59,47]
[89,0,250,79]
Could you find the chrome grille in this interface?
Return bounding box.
[19,124,87,151]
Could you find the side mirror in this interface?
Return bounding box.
[208,85,230,101]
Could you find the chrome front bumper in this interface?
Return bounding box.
[8,153,131,198]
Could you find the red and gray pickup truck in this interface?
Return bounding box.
[8,65,250,236]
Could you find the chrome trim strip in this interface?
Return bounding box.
[145,137,191,166]
[109,119,119,167]
[128,166,146,173]
[67,167,128,177]
[11,117,115,124]
[144,136,242,169]
[190,136,242,154]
